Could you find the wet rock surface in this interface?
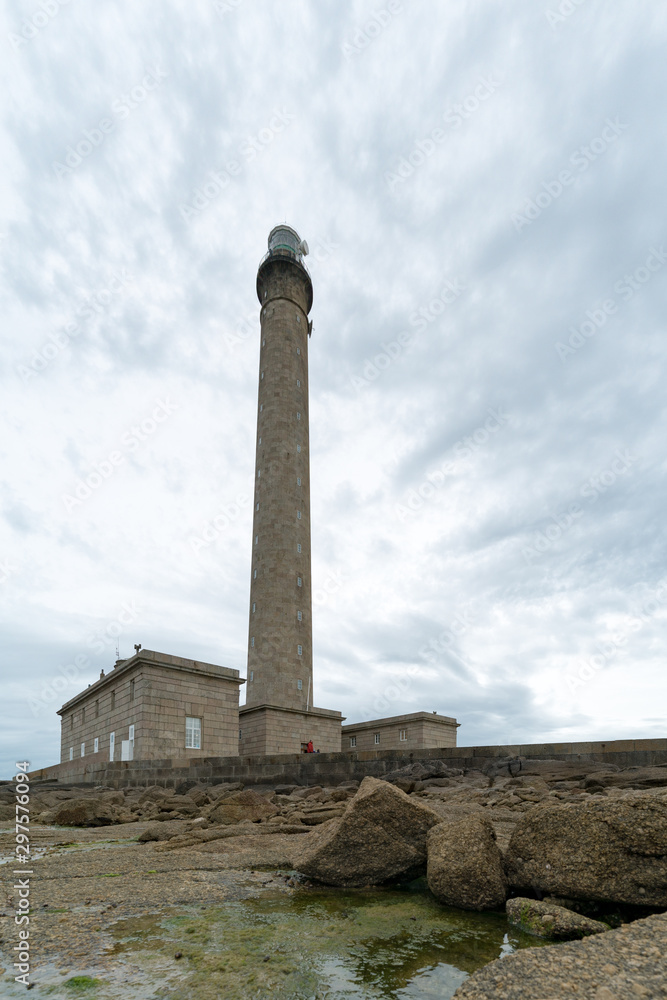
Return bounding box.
[506,896,610,939]
[453,911,667,999]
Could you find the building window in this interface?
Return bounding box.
[109,732,115,762]
[399,729,407,741]
[297,511,301,519]
[349,736,357,748]
[129,724,134,741]
[374,734,381,745]
[70,715,73,730]
[256,502,259,511]
[110,691,115,710]
[255,536,258,545]
[250,670,254,681]
[297,645,302,656]
[297,679,303,690]
[296,347,300,355]
[239,729,243,739]
[94,737,99,753]
[297,444,301,453]
[82,707,85,724]
[69,746,74,761]
[261,371,264,379]
[252,603,256,612]
[296,379,301,387]
[80,742,85,757]
[257,469,261,477]
[297,543,301,553]
[296,412,301,420]
[297,577,302,587]
[296,314,300,323]
[297,477,301,486]
[253,569,257,579]
[251,636,255,647]
[297,610,302,621]
[95,699,99,718]
[262,338,265,346]
[186,717,201,750]
[130,680,135,701]
[260,404,263,412]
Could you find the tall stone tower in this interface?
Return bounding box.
[238,226,343,756]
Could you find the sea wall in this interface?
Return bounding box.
[26,738,667,789]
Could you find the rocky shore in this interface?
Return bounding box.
[1,757,666,996]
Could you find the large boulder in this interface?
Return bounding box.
[206,789,278,825]
[426,816,507,910]
[296,776,441,887]
[452,911,667,1000]
[52,797,117,827]
[505,789,667,906]
[506,897,609,940]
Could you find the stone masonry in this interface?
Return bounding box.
[240,225,343,753]
[58,649,243,764]
[342,711,459,753]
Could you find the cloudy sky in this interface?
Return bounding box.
[1,0,666,777]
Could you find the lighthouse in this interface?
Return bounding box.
[238,226,343,755]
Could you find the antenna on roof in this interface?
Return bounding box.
[116,639,120,660]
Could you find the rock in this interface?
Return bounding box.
[207,782,244,801]
[292,786,324,800]
[505,789,667,906]
[274,784,299,795]
[426,816,507,911]
[187,789,210,807]
[157,796,199,817]
[0,804,15,822]
[206,789,279,825]
[452,911,667,1000]
[137,824,175,842]
[583,766,667,791]
[296,776,441,887]
[300,807,346,826]
[330,788,352,802]
[52,798,117,827]
[482,756,525,782]
[506,897,609,940]
[383,761,458,785]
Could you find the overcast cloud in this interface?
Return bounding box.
[1,0,666,777]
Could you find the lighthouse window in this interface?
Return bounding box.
[250,671,254,681]
[258,437,261,444]
[296,379,301,387]
[253,569,257,579]
[251,637,255,647]
[256,502,259,511]
[259,404,263,412]
[252,603,256,613]
[297,611,302,621]
[255,536,258,545]
[297,543,301,553]
[257,470,261,477]
[296,412,301,420]
[297,678,303,689]
[261,371,264,379]
[296,347,300,355]
[297,511,301,519]
[262,339,265,346]
[297,477,301,486]
[297,444,301,453]
[297,645,302,656]
[297,314,301,323]
[297,577,302,587]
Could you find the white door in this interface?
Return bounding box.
[120,739,133,761]
[109,732,115,762]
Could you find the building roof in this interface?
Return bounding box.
[341,711,459,731]
[57,648,244,715]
